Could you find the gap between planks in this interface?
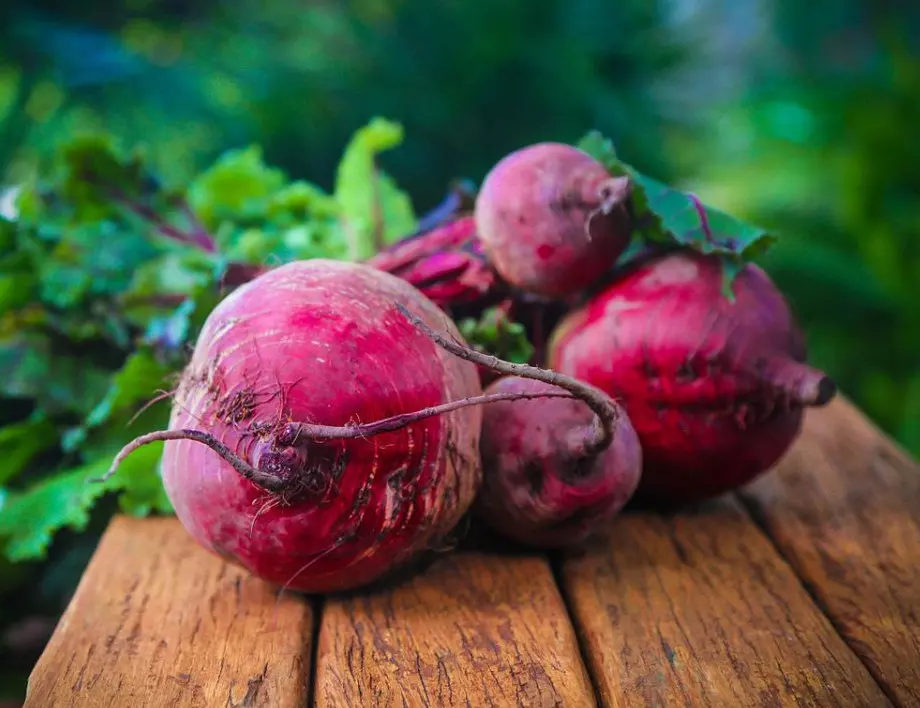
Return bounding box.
[740,396,920,707]
[314,551,597,707]
[24,516,316,708]
[556,494,890,708]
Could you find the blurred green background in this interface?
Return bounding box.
[1,0,917,700]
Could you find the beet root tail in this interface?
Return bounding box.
[768,359,838,407]
[395,301,621,456]
[595,176,632,215]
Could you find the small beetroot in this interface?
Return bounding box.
[474,142,632,298]
[397,306,642,548]
[475,377,641,547]
[548,249,836,507]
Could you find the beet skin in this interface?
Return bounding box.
[476,377,642,547]
[548,249,837,507]
[474,142,632,298]
[157,260,484,593]
[394,310,642,548]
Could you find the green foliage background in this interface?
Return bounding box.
[0,0,917,699]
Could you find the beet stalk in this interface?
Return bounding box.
[366,215,501,312]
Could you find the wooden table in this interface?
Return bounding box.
[24,397,920,707]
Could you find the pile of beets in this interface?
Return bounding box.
[106,142,837,594]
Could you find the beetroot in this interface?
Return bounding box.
[396,305,642,548]
[366,215,500,312]
[476,377,641,547]
[474,142,633,298]
[102,260,502,594]
[548,249,837,507]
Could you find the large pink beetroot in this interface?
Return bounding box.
[548,249,836,507]
[105,260,493,594]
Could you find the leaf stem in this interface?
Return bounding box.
[86,172,218,253]
[687,193,714,244]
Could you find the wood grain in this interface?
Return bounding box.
[560,498,890,707]
[742,396,920,706]
[315,552,596,707]
[25,516,314,708]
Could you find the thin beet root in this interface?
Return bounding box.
[394,302,619,455]
[98,428,288,492]
[98,389,575,491]
[395,302,642,548]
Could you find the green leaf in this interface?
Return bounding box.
[577,130,777,288]
[0,396,176,562]
[62,349,173,453]
[576,130,620,169]
[334,117,416,260]
[265,182,351,261]
[188,149,354,265]
[0,337,113,417]
[0,458,113,561]
[0,271,36,313]
[57,134,155,221]
[0,220,36,312]
[116,457,174,518]
[125,249,216,299]
[89,349,172,424]
[188,145,287,230]
[0,216,15,251]
[38,221,161,308]
[120,248,222,348]
[0,415,58,486]
[0,441,165,562]
[140,298,197,355]
[458,307,535,364]
[268,180,342,223]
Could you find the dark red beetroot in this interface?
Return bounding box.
[396,306,642,548]
[474,142,633,298]
[102,260,497,594]
[476,377,641,547]
[366,216,500,312]
[547,249,837,507]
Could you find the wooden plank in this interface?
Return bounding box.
[742,397,920,706]
[561,498,890,707]
[25,516,314,708]
[315,552,596,707]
